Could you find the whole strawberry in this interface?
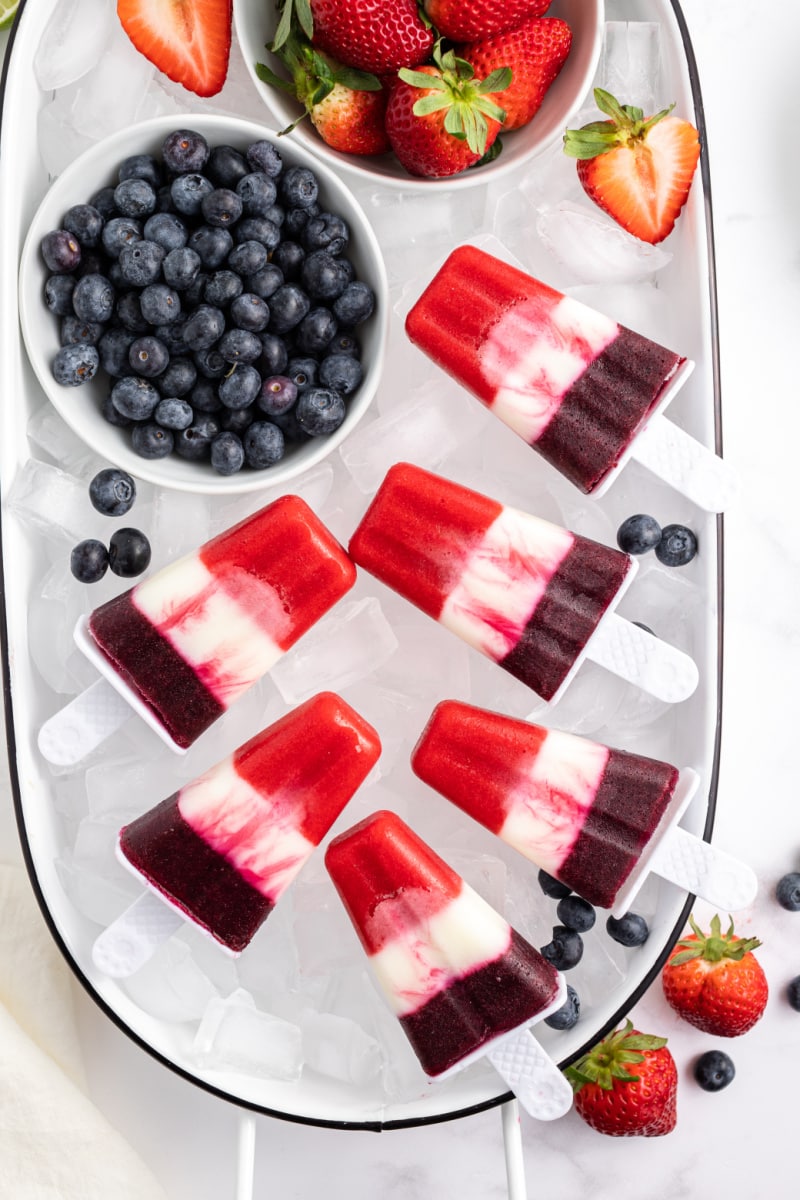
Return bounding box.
[385,45,509,178]
[662,913,768,1036]
[458,17,572,131]
[563,87,700,244]
[424,0,551,42]
[306,0,433,73]
[566,1020,677,1137]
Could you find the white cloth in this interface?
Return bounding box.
[0,863,169,1199]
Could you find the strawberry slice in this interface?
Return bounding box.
[564,88,700,245]
[117,0,232,98]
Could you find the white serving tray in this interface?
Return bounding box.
[0,0,723,1133]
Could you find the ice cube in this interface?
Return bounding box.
[33,0,115,91]
[192,989,303,1080]
[85,754,184,819]
[67,19,156,143]
[537,201,673,285]
[38,89,95,178]
[382,619,471,703]
[55,851,139,925]
[362,188,489,287]
[528,661,628,739]
[26,405,98,474]
[177,925,240,999]
[28,593,93,695]
[7,459,99,544]
[597,22,664,113]
[121,939,219,1023]
[149,489,213,568]
[301,1011,383,1087]
[270,595,399,705]
[293,884,357,978]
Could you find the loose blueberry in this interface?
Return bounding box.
[268,283,311,334]
[271,240,306,280]
[70,538,109,583]
[258,331,289,375]
[655,523,698,567]
[119,152,163,188]
[244,420,285,468]
[128,335,169,378]
[258,375,298,417]
[236,171,278,217]
[301,250,351,301]
[247,263,285,301]
[188,224,234,269]
[693,1049,735,1092]
[99,327,136,377]
[204,269,243,308]
[228,239,268,276]
[52,343,99,386]
[787,976,800,1011]
[296,386,346,436]
[41,229,82,273]
[89,467,136,517]
[540,926,584,971]
[191,378,223,413]
[90,185,118,220]
[233,216,281,251]
[116,290,150,333]
[283,203,318,239]
[201,187,243,228]
[108,527,152,576]
[119,239,166,287]
[60,315,103,346]
[537,869,572,900]
[617,513,662,555]
[605,912,650,948]
[296,306,338,356]
[131,423,174,460]
[170,173,214,217]
[302,211,349,256]
[162,128,210,174]
[556,895,596,933]
[101,216,142,258]
[194,346,228,380]
[162,246,202,290]
[180,303,224,350]
[220,405,256,435]
[776,872,800,911]
[286,356,318,391]
[543,984,581,1030]
[218,328,262,365]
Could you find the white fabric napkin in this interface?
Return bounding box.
[0,862,169,1199]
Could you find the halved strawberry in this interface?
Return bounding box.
[117,0,232,98]
[458,17,572,131]
[563,87,701,244]
[424,0,551,43]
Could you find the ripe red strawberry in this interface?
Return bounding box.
[305,0,433,74]
[309,81,390,156]
[563,87,701,244]
[117,0,232,98]
[458,17,572,132]
[566,1021,677,1137]
[385,46,509,178]
[424,0,551,42]
[661,913,768,1036]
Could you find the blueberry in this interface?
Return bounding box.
[537,869,572,900]
[543,985,580,1031]
[116,290,150,333]
[162,246,202,290]
[788,976,800,1011]
[210,431,245,475]
[60,315,103,346]
[296,307,338,356]
[270,406,309,443]
[271,240,306,280]
[326,331,361,358]
[193,346,228,379]
[98,327,136,376]
[108,527,152,576]
[114,177,157,219]
[204,269,243,308]
[119,239,166,287]
[247,263,284,301]
[218,329,262,365]
[128,335,169,378]
[201,187,243,228]
[295,386,346,436]
[655,523,698,567]
[72,273,116,323]
[154,318,189,355]
[258,332,289,375]
[207,144,249,188]
[70,539,109,583]
[333,281,375,327]
[283,203,318,238]
[540,926,584,971]
[188,225,234,269]
[236,172,278,217]
[280,165,319,208]
[220,405,256,435]
[52,343,99,386]
[44,274,76,316]
[233,216,281,251]
[131,423,174,460]
[246,139,283,178]
[191,378,223,413]
[693,1050,735,1092]
[302,211,349,256]
[268,284,311,334]
[605,912,650,947]
[301,250,351,301]
[162,128,210,174]
[110,375,160,420]
[170,173,214,217]
[143,211,189,252]
[101,216,142,258]
[119,153,163,188]
[175,412,220,460]
[90,186,118,219]
[184,271,210,307]
[139,283,181,325]
[287,356,318,391]
[155,397,193,430]
[258,375,298,417]
[556,895,596,933]
[102,393,133,427]
[76,251,106,280]
[776,871,800,911]
[319,352,362,395]
[230,293,270,332]
[218,364,262,410]
[63,204,104,248]
[89,467,136,516]
[617,513,662,555]
[41,229,82,273]
[228,240,268,276]
[244,420,285,468]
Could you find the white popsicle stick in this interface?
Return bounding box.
[585,611,699,703]
[630,413,737,513]
[235,1113,257,1200]
[500,1100,528,1200]
[487,1027,573,1122]
[92,890,183,977]
[38,677,133,766]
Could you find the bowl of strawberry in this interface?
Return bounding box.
[235,0,604,188]
[18,114,389,494]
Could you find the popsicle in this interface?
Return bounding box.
[405,245,732,510]
[348,462,698,705]
[39,496,356,763]
[92,693,381,974]
[411,700,758,916]
[325,810,573,1119]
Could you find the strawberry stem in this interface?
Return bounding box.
[398,42,509,157]
[564,1020,668,1093]
[563,86,676,161]
[669,912,762,967]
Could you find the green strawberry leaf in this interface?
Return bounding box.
[413,92,454,116]
[255,61,296,95]
[399,67,447,91]
[272,0,295,51]
[333,66,382,92]
[471,136,504,167]
[295,0,314,40]
[477,67,512,95]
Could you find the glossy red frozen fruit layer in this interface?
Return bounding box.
[405,245,685,493]
[89,496,356,748]
[120,693,381,952]
[412,700,679,908]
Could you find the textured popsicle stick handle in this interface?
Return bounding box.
[631,413,736,513]
[37,677,133,766]
[92,891,184,977]
[649,825,758,911]
[586,612,699,703]
[487,1029,572,1122]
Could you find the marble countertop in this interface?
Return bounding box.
[1,2,797,1195]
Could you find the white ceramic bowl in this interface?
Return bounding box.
[18,113,389,495]
[234,0,604,191]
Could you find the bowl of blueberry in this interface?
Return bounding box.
[19,114,389,493]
